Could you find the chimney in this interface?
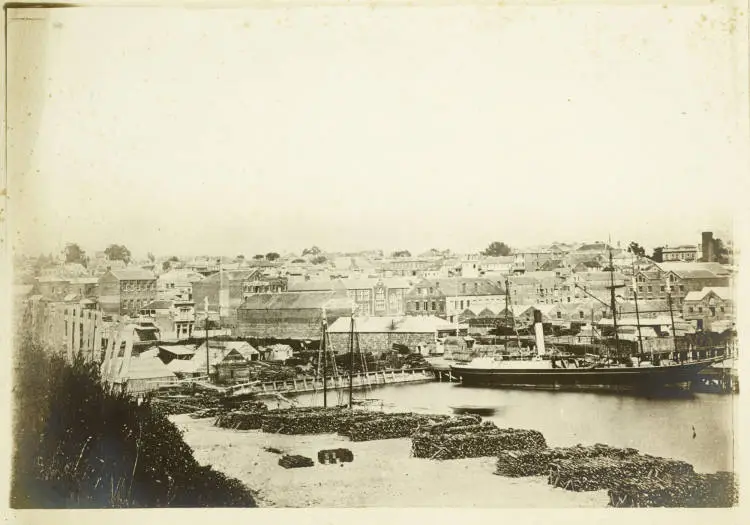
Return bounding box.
[533,309,546,356]
[702,232,714,262]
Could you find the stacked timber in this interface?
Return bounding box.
[278,455,315,469]
[341,414,451,442]
[548,455,694,492]
[215,410,266,430]
[608,471,738,508]
[412,424,547,460]
[495,444,640,477]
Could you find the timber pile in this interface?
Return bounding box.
[318,448,355,465]
[278,455,315,469]
[427,415,482,434]
[412,427,547,460]
[495,444,640,477]
[215,410,266,430]
[150,395,222,416]
[548,455,695,492]
[248,362,297,382]
[341,414,451,442]
[443,421,499,435]
[188,408,222,419]
[260,408,375,435]
[608,471,738,508]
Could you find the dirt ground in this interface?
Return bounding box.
[171,415,609,508]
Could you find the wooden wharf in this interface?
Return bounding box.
[224,367,435,398]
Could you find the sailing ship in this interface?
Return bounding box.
[317,312,378,408]
[450,249,726,392]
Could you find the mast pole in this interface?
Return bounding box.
[608,249,619,362]
[349,313,354,408]
[504,278,509,353]
[631,256,645,360]
[322,317,328,408]
[204,296,210,380]
[667,281,677,358]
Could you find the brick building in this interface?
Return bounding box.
[98,268,157,318]
[405,278,505,323]
[235,291,355,339]
[327,315,455,355]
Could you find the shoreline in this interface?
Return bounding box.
[171,414,609,508]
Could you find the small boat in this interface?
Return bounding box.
[450,405,498,416]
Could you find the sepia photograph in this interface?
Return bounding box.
[3,0,746,513]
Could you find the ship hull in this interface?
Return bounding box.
[450,358,725,392]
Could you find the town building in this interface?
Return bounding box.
[235,291,355,340]
[682,287,733,332]
[661,245,701,262]
[405,278,505,323]
[139,298,196,341]
[98,268,158,318]
[157,269,204,301]
[628,262,731,306]
[327,315,456,356]
[191,269,282,328]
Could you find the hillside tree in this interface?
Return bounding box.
[64,243,88,267]
[265,252,280,261]
[627,242,646,258]
[482,241,512,257]
[104,244,131,264]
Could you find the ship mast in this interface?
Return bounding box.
[630,254,645,360]
[504,277,510,354]
[607,244,623,361]
[348,312,355,408]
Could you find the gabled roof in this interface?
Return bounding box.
[142,300,173,310]
[429,278,504,296]
[113,356,176,381]
[239,291,354,311]
[108,268,156,281]
[287,279,344,292]
[200,269,259,284]
[684,287,732,302]
[158,345,196,356]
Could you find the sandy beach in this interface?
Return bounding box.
[171,415,609,507]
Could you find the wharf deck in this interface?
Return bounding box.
[224,368,435,398]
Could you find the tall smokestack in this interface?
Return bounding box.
[533,309,546,356]
[702,232,714,262]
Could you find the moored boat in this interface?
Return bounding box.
[450,355,726,391]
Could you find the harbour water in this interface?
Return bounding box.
[288,382,737,474]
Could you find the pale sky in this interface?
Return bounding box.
[7,1,748,260]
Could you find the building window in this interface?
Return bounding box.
[431,301,436,310]
[638,286,644,292]
[698,307,703,313]
[460,300,464,310]
[467,300,471,308]
[688,307,694,313]
[423,301,428,311]
[647,286,652,292]
[415,302,420,311]
[720,306,725,313]
[660,286,665,292]
[556,311,562,319]
[579,311,584,319]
